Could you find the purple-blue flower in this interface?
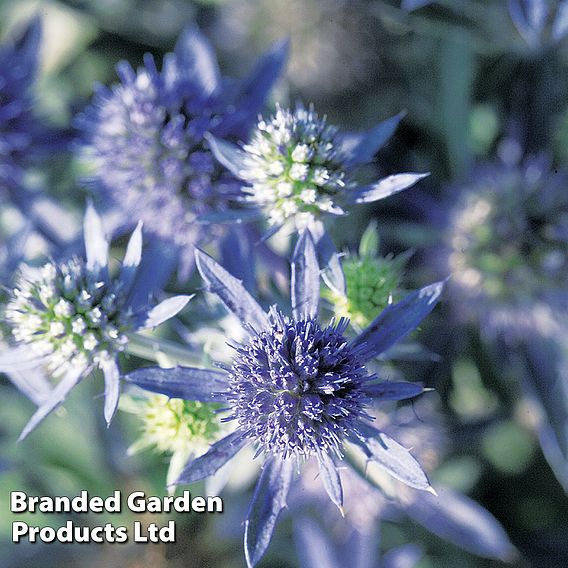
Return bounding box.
[0,204,191,440]
[76,26,288,276]
[439,157,568,495]
[125,231,444,567]
[207,105,427,292]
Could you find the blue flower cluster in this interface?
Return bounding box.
[76,28,288,276]
[0,11,534,568]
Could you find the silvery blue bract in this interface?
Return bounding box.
[508,0,568,46]
[290,402,515,564]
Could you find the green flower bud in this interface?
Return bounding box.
[125,394,222,457]
[323,253,404,329]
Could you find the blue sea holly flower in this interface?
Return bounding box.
[76,26,288,276]
[126,232,444,567]
[442,158,568,337]
[207,105,427,292]
[0,204,191,440]
[440,157,568,494]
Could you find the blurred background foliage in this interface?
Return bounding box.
[1,0,568,566]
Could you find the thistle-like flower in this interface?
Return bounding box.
[0,204,191,439]
[229,105,350,226]
[208,105,427,292]
[122,393,223,488]
[76,26,288,275]
[442,159,568,498]
[442,159,568,337]
[126,232,444,567]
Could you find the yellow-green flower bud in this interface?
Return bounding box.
[125,395,222,457]
[323,255,402,329]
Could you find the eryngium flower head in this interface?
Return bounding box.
[227,311,373,459]
[76,26,288,271]
[6,258,132,374]
[208,106,426,296]
[209,106,428,230]
[237,105,348,225]
[325,256,402,329]
[443,159,568,336]
[0,17,51,191]
[0,204,190,439]
[126,231,444,567]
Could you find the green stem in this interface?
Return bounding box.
[126,333,202,367]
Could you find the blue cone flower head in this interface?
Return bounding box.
[77,26,288,271]
[0,203,191,439]
[443,158,568,337]
[126,230,445,567]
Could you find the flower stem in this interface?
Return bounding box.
[126,333,201,367]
